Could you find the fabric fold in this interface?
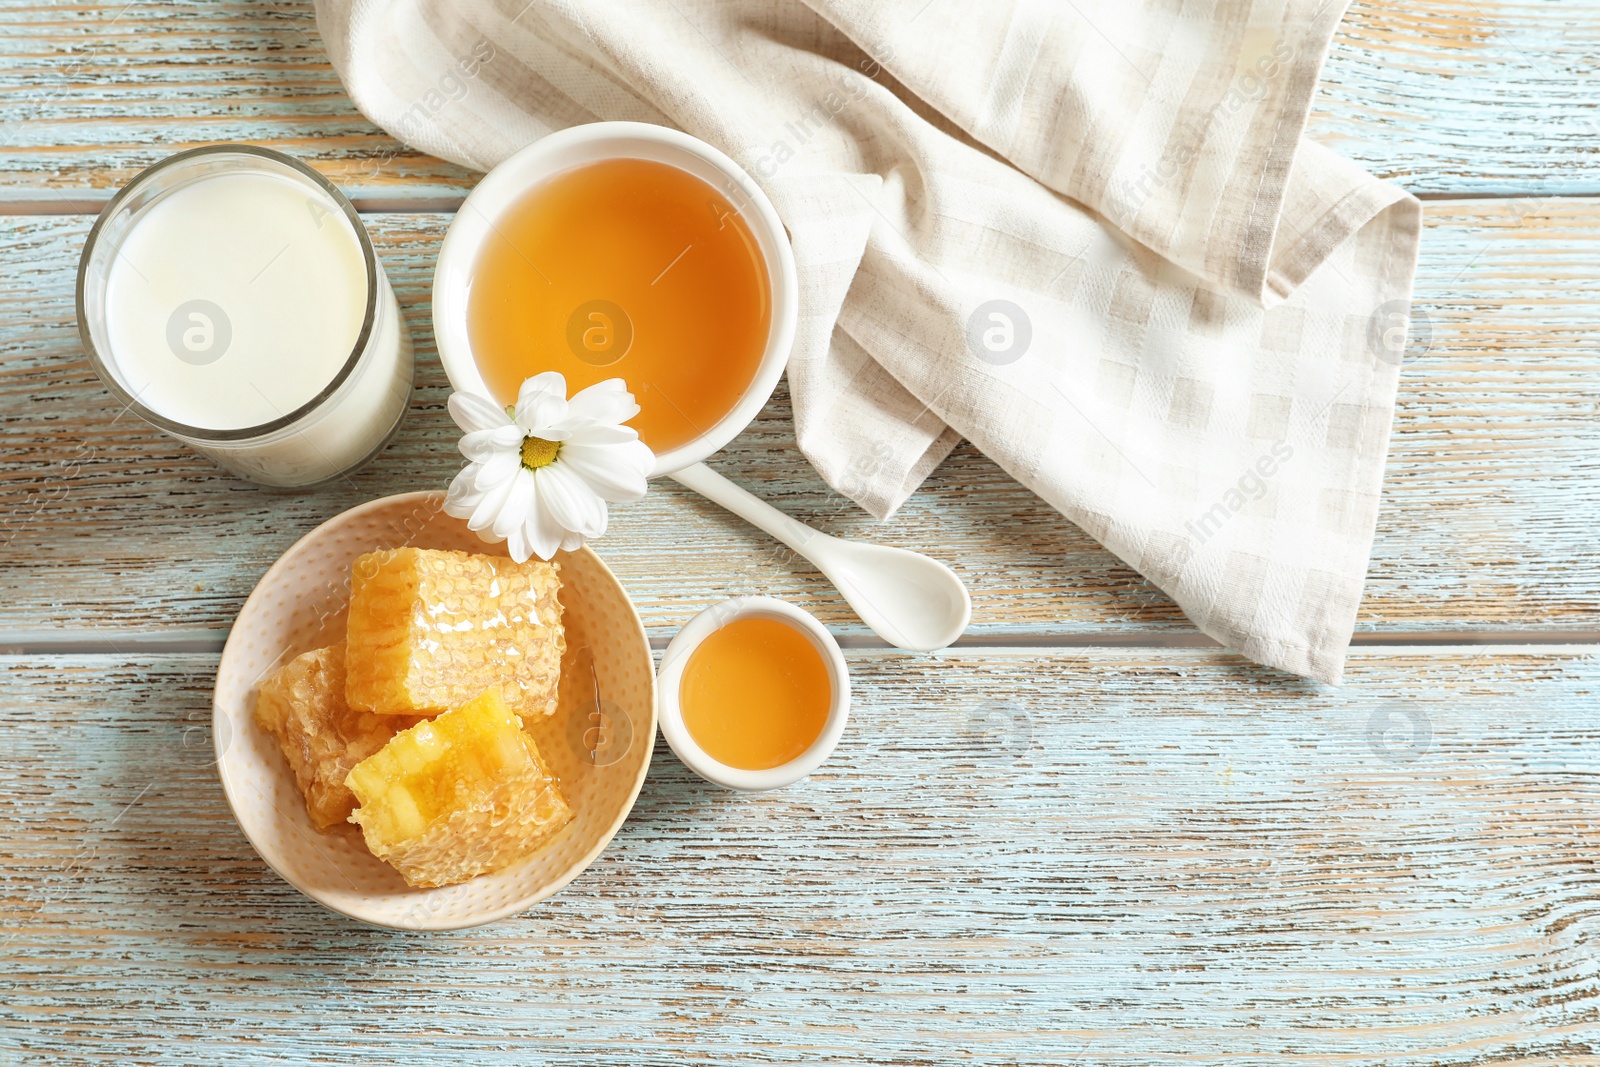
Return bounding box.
[801,0,1356,303]
[315,0,1423,683]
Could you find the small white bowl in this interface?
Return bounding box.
[431,120,799,479]
[656,597,850,791]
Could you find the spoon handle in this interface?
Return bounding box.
[670,460,972,652]
[668,461,832,560]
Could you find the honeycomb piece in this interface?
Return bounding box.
[252,644,421,832]
[345,689,572,888]
[344,547,564,718]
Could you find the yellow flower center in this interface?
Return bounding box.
[519,436,560,470]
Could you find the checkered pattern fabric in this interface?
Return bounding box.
[316,0,1421,682]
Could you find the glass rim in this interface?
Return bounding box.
[75,144,380,443]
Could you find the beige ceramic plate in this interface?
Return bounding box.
[213,491,656,930]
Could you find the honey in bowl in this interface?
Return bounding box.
[466,157,772,455]
[678,617,832,771]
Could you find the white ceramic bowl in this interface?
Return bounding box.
[431,121,799,478]
[656,597,850,791]
[212,492,656,930]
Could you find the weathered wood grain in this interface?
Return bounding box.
[0,0,1596,202]
[1,201,1596,639]
[2,646,1599,1065]
[1314,0,1600,193]
[0,0,475,204]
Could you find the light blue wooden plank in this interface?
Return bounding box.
[1313,0,1600,194]
[3,648,1599,1064]
[0,1,473,202]
[0,0,1597,199]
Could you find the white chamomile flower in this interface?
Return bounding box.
[444,372,654,562]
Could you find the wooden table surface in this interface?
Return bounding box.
[2,2,1598,1064]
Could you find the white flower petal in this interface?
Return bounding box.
[558,440,652,503]
[504,521,532,564]
[491,468,536,540]
[515,372,569,437]
[467,468,520,532]
[535,462,607,538]
[449,391,512,434]
[523,482,565,562]
[459,425,522,461]
[559,378,639,431]
[559,530,586,552]
[472,450,520,491]
[443,464,487,518]
[563,423,639,446]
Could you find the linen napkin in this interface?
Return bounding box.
[315,0,1421,684]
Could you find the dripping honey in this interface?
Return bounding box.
[466,157,771,455]
[679,617,831,771]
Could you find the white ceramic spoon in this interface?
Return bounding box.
[670,462,972,652]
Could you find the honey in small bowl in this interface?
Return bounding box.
[678,616,831,771]
[466,157,772,456]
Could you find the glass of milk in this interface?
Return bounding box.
[76,145,413,487]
